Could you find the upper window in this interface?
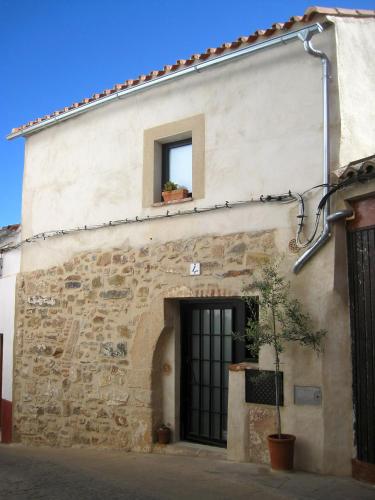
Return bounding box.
[143,114,205,207]
[162,139,192,195]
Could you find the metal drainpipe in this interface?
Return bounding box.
[293,31,331,274]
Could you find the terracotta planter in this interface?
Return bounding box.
[157,426,171,445]
[162,188,189,203]
[267,434,296,470]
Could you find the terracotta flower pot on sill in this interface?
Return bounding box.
[267,434,296,471]
[162,188,189,203]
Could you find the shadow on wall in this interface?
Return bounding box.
[151,299,180,443]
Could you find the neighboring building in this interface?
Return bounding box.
[0,224,21,443]
[6,6,375,479]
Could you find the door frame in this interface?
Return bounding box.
[347,195,375,480]
[179,298,246,447]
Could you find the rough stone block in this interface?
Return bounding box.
[65,275,81,281]
[100,289,132,300]
[108,274,126,286]
[65,282,81,289]
[229,242,247,254]
[137,287,149,298]
[92,276,103,288]
[100,342,127,357]
[97,253,112,266]
[117,325,131,338]
[222,269,251,278]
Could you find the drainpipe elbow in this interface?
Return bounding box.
[293,225,331,274]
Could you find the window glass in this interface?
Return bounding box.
[169,143,192,192]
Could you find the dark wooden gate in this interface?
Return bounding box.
[347,198,375,465]
[180,299,247,447]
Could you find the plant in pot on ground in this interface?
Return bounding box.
[162,181,189,203]
[242,260,326,471]
[156,424,171,444]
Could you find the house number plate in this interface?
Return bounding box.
[190,262,201,275]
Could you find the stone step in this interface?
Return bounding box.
[152,441,227,460]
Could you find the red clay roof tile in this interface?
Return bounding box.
[10,6,375,136]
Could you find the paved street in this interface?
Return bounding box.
[0,444,374,499]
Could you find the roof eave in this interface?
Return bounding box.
[7,22,326,141]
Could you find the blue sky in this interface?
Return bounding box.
[1,0,374,226]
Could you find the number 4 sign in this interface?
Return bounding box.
[190,262,201,276]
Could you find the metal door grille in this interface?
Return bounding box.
[181,301,240,447]
[245,369,284,406]
[347,225,375,464]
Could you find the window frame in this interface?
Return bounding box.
[142,114,205,208]
[162,138,193,195]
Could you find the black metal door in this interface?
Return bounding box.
[347,225,375,464]
[180,300,245,447]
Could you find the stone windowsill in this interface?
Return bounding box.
[152,197,193,208]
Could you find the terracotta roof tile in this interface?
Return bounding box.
[10,6,375,136]
[290,15,304,22]
[357,8,375,15]
[272,22,286,30]
[304,5,375,19]
[0,224,20,233]
[332,154,375,180]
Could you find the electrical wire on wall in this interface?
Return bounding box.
[0,191,296,253]
[294,166,375,249]
[1,167,374,256]
[293,185,328,249]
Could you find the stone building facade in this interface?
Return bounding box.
[6,7,375,478]
[14,231,272,449]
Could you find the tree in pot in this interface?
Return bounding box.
[242,260,326,471]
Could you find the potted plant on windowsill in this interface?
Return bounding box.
[162,181,189,203]
[242,260,326,471]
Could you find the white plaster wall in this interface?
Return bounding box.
[0,233,21,401]
[324,16,375,473]
[20,25,338,271]
[332,16,375,165]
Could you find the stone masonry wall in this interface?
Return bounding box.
[14,230,274,449]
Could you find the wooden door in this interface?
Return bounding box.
[347,197,375,465]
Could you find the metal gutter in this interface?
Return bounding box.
[293,30,331,274]
[7,23,324,140]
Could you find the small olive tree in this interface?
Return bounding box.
[242,261,326,438]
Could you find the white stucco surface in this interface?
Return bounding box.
[0,233,21,401]
[332,17,375,165]
[20,25,337,271]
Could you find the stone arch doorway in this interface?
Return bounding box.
[131,288,193,447]
[131,285,240,448]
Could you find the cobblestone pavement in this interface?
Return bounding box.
[0,445,374,500]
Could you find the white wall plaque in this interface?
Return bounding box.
[190,262,201,276]
[294,386,322,406]
[28,296,56,306]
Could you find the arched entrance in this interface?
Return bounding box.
[131,285,243,449]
